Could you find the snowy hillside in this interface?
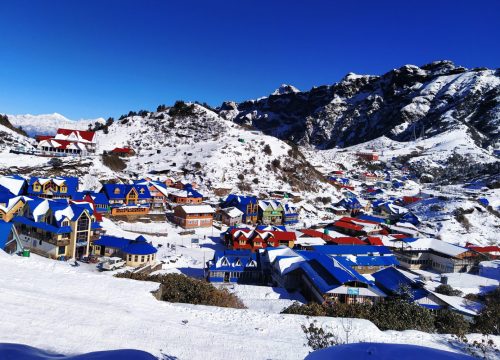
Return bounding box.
[8,113,104,137]
[98,104,337,200]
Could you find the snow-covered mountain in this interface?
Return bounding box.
[8,113,104,137]
[219,61,500,150]
[271,84,300,96]
[98,103,336,200]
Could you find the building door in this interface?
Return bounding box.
[224,272,230,282]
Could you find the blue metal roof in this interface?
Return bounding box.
[13,216,71,234]
[0,221,13,249]
[357,214,387,224]
[372,267,429,301]
[94,235,157,255]
[102,184,151,200]
[311,245,393,256]
[209,249,258,272]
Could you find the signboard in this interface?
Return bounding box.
[270,211,281,215]
[347,288,359,296]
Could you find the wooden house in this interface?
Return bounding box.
[173,204,214,228]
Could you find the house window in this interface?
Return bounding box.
[0,212,4,219]
[60,185,67,193]
[58,246,66,255]
[141,256,145,262]
[134,255,138,262]
[128,254,132,261]
[114,188,120,194]
[33,184,41,192]
[140,188,145,194]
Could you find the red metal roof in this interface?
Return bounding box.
[467,245,500,253]
[57,128,96,142]
[339,216,379,225]
[330,236,365,245]
[333,220,363,231]
[35,135,53,142]
[111,147,133,153]
[365,236,383,246]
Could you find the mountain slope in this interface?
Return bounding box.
[219,61,500,150]
[98,104,336,198]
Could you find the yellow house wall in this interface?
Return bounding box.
[125,253,156,267]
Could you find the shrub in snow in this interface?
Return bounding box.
[473,287,500,335]
[302,322,342,351]
[116,272,246,309]
[434,310,469,336]
[263,144,272,156]
[435,284,463,297]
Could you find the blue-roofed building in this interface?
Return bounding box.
[310,245,399,274]
[372,267,482,318]
[101,183,152,216]
[28,177,79,199]
[221,194,258,224]
[14,197,100,260]
[0,221,21,254]
[74,191,110,214]
[372,267,440,307]
[168,184,203,204]
[336,198,362,212]
[93,234,157,267]
[206,250,263,283]
[267,247,386,304]
[283,203,299,225]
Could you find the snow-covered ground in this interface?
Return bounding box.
[1,251,497,360]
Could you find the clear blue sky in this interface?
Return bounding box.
[0,0,498,119]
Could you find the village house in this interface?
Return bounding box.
[93,235,157,267]
[330,216,384,237]
[266,247,386,304]
[311,245,399,274]
[206,250,262,284]
[225,227,296,252]
[109,147,135,157]
[283,203,299,225]
[73,191,110,215]
[168,184,203,204]
[0,196,29,222]
[221,194,258,224]
[133,180,170,212]
[36,128,97,156]
[258,200,284,225]
[173,204,214,228]
[14,197,100,260]
[101,184,151,216]
[28,177,78,200]
[220,207,244,226]
[356,151,379,162]
[383,237,480,273]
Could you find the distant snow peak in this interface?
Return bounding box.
[8,113,105,137]
[271,84,300,96]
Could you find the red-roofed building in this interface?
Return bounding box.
[466,243,500,259]
[299,229,365,245]
[356,151,379,161]
[332,217,383,237]
[364,236,384,246]
[36,128,97,156]
[110,147,135,157]
[228,229,296,252]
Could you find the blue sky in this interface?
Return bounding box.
[0,0,498,119]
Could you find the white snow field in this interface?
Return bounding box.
[0,251,497,360]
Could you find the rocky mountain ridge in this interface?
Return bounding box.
[218,61,499,150]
